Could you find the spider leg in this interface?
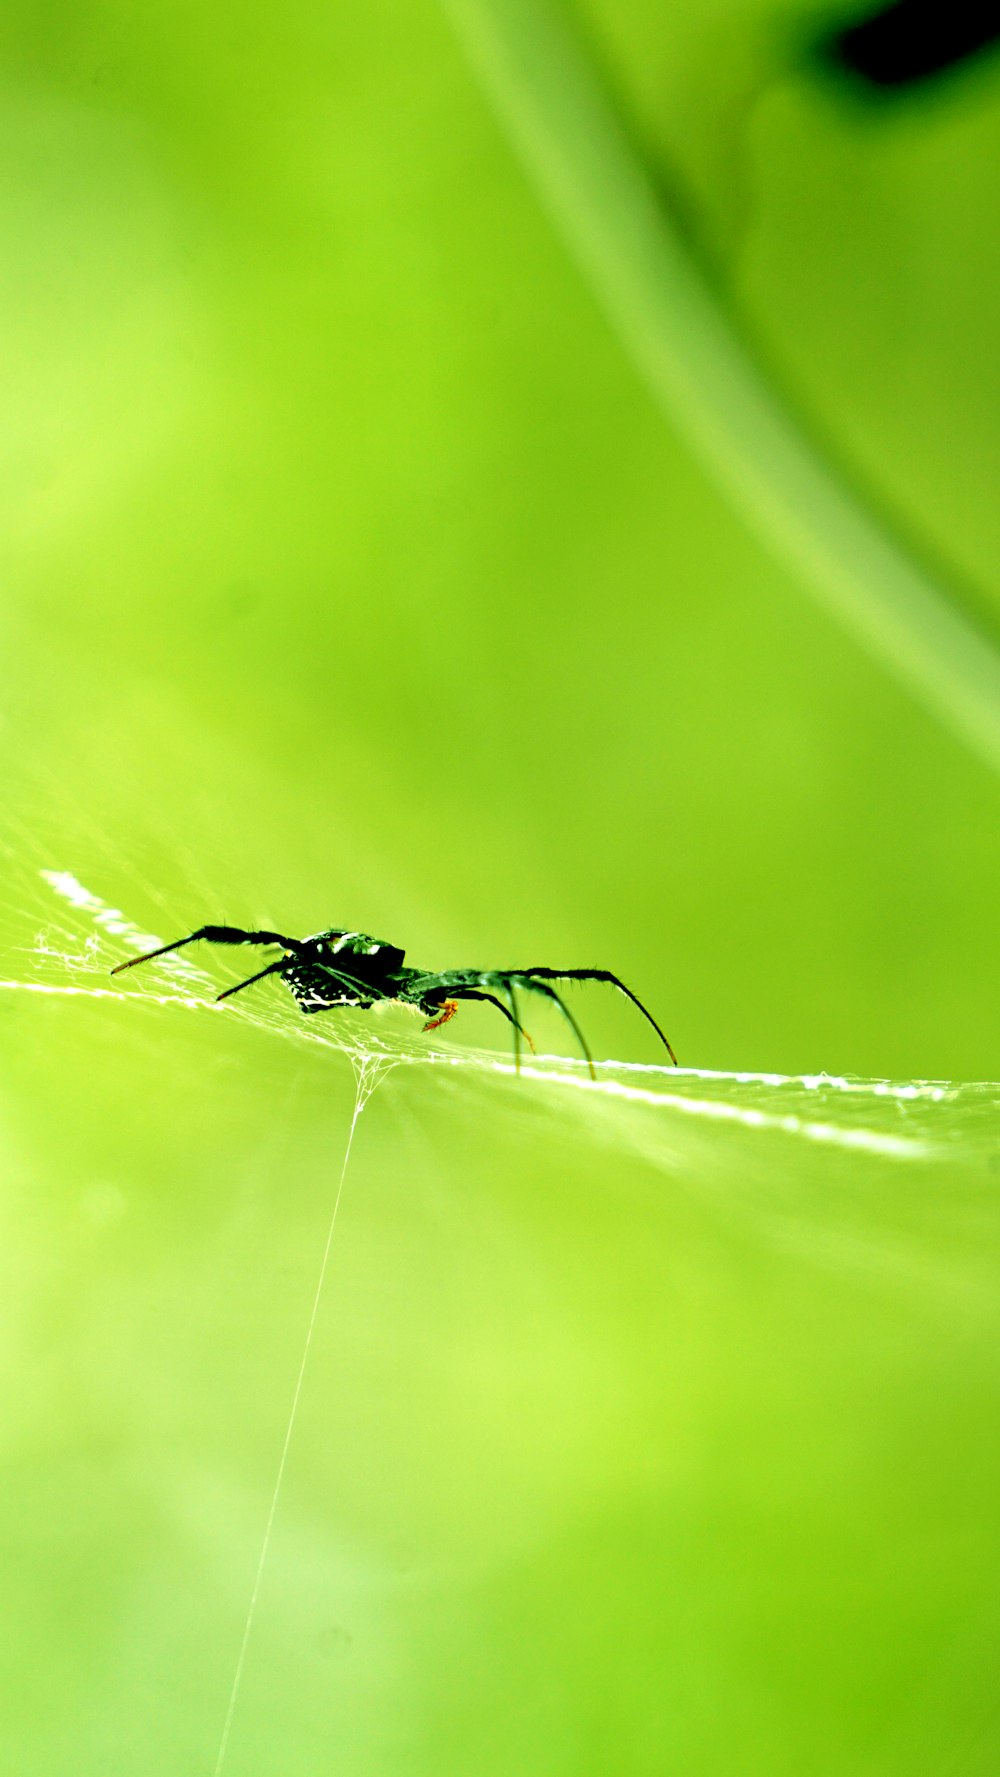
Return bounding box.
[518,967,677,1066]
[215,959,290,1001]
[507,982,523,1074]
[502,974,596,1081]
[111,925,296,976]
[446,987,536,1056]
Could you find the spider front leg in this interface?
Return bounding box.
[452,987,536,1061]
[506,980,525,1073]
[416,984,536,1058]
[520,967,677,1065]
[503,974,596,1079]
[438,970,595,1077]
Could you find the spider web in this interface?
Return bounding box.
[1,803,998,1776]
[0,819,396,1082]
[0,812,996,1164]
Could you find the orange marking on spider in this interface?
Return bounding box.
[422,999,458,1033]
[110,924,676,1075]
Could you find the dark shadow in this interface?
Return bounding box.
[819,1,1000,96]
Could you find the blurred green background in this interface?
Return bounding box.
[1,0,998,1771]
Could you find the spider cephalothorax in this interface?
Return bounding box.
[111,924,677,1077]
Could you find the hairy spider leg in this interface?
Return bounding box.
[519,967,677,1066]
[501,990,535,1053]
[506,982,523,1073]
[444,986,536,1054]
[429,988,536,1037]
[422,999,458,1033]
[215,960,292,1002]
[494,974,596,1081]
[110,925,299,976]
[423,983,527,1067]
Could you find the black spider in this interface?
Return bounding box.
[111,924,677,1077]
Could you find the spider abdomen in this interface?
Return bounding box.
[283,960,376,1014]
[312,932,405,974]
[111,922,676,1070]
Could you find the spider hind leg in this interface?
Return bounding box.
[110,925,296,977]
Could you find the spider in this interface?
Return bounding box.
[110,924,677,1077]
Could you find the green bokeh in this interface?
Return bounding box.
[1,1,998,1771]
